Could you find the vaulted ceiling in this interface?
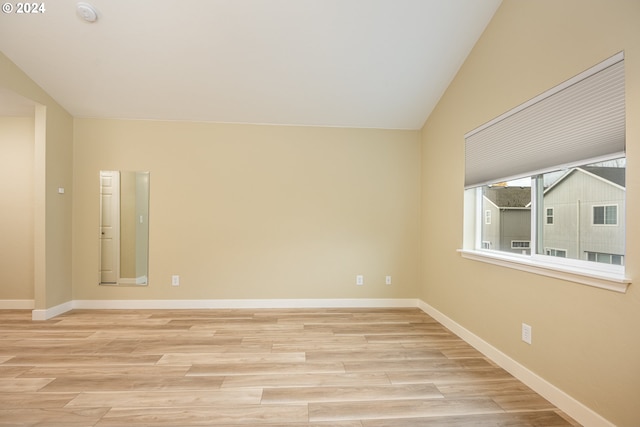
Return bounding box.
[0,0,501,129]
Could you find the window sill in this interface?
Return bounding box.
[458,249,631,293]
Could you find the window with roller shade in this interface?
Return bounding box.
[462,53,626,281]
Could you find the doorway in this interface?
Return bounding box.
[99,171,120,284]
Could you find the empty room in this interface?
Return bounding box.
[0,0,639,426]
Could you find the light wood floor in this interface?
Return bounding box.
[0,308,581,426]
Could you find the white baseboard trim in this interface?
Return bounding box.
[417,299,615,427]
[72,298,420,310]
[31,300,74,320]
[0,299,35,309]
[29,298,419,318]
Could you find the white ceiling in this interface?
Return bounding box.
[0,0,501,129]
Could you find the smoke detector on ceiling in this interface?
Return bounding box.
[76,2,98,23]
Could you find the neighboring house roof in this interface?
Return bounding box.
[544,166,626,196]
[581,166,625,187]
[484,187,531,208]
[484,166,624,209]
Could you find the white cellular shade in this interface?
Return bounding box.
[465,53,625,189]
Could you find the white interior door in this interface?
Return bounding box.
[100,171,120,284]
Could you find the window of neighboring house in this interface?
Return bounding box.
[462,53,629,291]
[478,184,531,255]
[482,241,491,249]
[546,208,554,224]
[593,205,618,225]
[512,241,531,249]
[545,248,567,257]
[587,252,624,265]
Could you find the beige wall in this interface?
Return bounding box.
[73,119,421,300]
[0,117,34,300]
[42,105,74,308]
[4,1,638,422]
[420,1,640,425]
[0,52,74,310]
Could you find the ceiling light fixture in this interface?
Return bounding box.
[76,2,98,23]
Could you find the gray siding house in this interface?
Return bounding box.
[542,167,625,264]
[480,167,624,264]
[482,187,531,254]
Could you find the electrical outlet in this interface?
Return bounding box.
[172,275,180,286]
[356,275,364,286]
[522,323,532,344]
[385,275,392,285]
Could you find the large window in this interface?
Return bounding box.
[473,159,625,265]
[462,53,628,291]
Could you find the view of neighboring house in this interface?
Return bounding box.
[543,166,625,265]
[481,166,625,264]
[482,186,532,255]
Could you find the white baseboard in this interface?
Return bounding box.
[31,300,74,320]
[29,298,418,316]
[417,299,615,427]
[0,299,35,309]
[72,298,420,310]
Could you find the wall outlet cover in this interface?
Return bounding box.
[522,323,532,344]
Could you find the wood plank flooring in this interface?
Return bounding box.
[0,308,581,426]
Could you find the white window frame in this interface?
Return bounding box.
[592,204,618,226]
[461,53,630,293]
[462,179,629,294]
[546,207,554,225]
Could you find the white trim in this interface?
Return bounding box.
[30,299,419,319]
[71,298,420,310]
[417,300,616,427]
[592,204,619,226]
[31,300,73,320]
[483,195,499,210]
[0,299,35,309]
[577,167,626,192]
[546,207,554,225]
[459,249,630,293]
